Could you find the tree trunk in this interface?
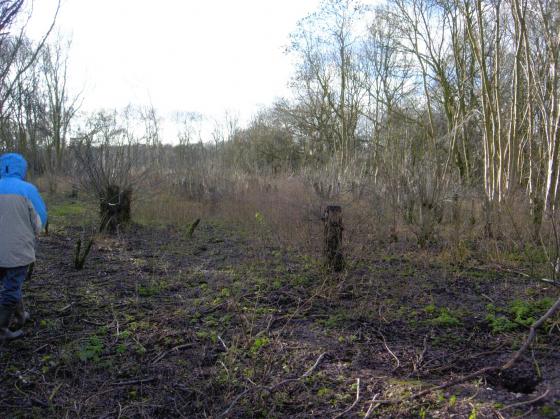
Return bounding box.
[100,184,132,234]
[323,205,344,272]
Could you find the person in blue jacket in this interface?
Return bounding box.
[0,153,47,341]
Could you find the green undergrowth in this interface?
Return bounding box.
[4,192,558,417]
[485,297,556,334]
[424,304,462,327]
[45,195,97,229]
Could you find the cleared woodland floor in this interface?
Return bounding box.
[1,203,559,418]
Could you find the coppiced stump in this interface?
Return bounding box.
[100,184,132,233]
[323,205,344,272]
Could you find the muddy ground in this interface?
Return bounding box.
[1,200,559,418]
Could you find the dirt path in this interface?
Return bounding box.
[1,222,559,417]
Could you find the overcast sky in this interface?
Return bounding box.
[26,0,322,140]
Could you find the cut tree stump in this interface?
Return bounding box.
[100,184,132,233]
[323,205,344,272]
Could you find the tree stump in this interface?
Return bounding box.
[100,184,132,233]
[74,237,94,270]
[323,205,344,272]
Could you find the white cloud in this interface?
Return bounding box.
[26,0,321,138]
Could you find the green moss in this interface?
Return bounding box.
[251,337,269,353]
[290,274,312,286]
[424,303,437,314]
[317,387,331,398]
[540,405,555,417]
[431,308,461,327]
[486,314,518,333]
[318,312,348,328]
[78,335,104,362]
[486,298,555,333]
[510,300,536,326]
[138,282,163,297]
[425,306,461,327]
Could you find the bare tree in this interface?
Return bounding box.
[0,0,60,124]
[0,0,23,34]
[288,0,368,167]
[72,109,152,233]
[42,34,81,172]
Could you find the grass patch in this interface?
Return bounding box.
[46,197,97,229]
[424,304,462,327]
[485,298,555,333]
[48,201,87,218]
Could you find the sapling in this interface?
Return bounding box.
[187,218,201,238]
[74,237,94,270]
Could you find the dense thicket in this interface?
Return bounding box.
[227,0,560,238]
[275,0,560,225]
[2,0,560,238]
[187,0,560,243]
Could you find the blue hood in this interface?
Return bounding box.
[0,153,27,179]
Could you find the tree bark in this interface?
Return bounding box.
[99,184,132,234]
[324,205,344,272]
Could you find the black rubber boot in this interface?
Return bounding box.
[0,304,23,341]
[11,299,30,330]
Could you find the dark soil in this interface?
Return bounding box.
[1,219,559,418]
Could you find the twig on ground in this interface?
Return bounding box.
[496,259,560,287]
[30,397,49,408]
[221,389,249,417]
[512,406,535,418]
[540,278,560,286]
[266,351,327,392]
[410,366,498,400]
[302,351,327,377]
[378,294,560,405]
[33,344,49,353]
[333,378,361,419]
[492,408,507,419]
[82,319,107,326]
[276,276,329,334]
[151,343,194,364]
[412,334,429,373]
[57,302,74,313]
[112,308,120,344]
[218,360,230,381]
[380,333,400,371]
[503,295,560,369]
[364,394,380,419]
[424,346,505,375]
[220,352,328,417]
[49,382,63,401]
[14,382,48,408]
[500,387,551,411]
[481,293,494,303]
[110,377,156,386]
[217,335,228,352]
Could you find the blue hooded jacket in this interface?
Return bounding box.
[0,153,48,267]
